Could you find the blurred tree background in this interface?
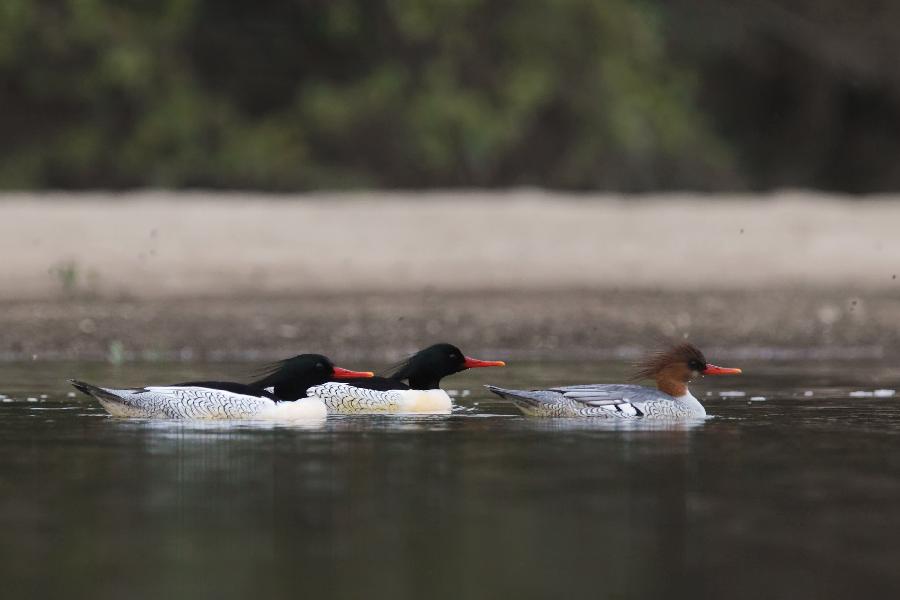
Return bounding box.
[0,0,897,192]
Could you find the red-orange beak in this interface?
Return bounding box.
[463,356,506,369]
[332,367,375,379]
[703,363,742,375]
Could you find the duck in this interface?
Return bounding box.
[69,354,374,420]
[308,343,505,414]
[486,343,740,419]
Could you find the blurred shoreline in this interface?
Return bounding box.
[2,288,897,362]
[2,191,899,361]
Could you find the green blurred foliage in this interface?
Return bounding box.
[1,0,736,190]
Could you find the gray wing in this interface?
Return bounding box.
[548,384,672,407]
[487,384,683,418]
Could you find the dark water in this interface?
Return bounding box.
[3,360,900,599]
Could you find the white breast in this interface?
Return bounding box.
[674,390,707,418]
[393,389,453,413]
[254,397,327,421]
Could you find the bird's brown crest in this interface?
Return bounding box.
[632,343,706,381]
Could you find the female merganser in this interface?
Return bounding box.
[486,343,740,418]
[308,343,505,414]
[69,354,374,420]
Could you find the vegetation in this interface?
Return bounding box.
[0,1,896,192]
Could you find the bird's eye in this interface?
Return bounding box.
[316,363,325,370]
[448,353,458,359]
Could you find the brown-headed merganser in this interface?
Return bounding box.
[70,354,373,420]
[308,343,505,414]
[486,343,740,418]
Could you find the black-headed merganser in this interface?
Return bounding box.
[70,354,374,420]
[308,343,505,414]
[486,343,740,418]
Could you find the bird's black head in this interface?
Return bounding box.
[252,353,373,400]
[389,343,505,390]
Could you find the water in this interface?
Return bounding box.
[3,360,900,599]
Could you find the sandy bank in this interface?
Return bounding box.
[2,190,899,299]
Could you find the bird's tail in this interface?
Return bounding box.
[69,379,124,403]
[70,379,152,417]
[486,385,566,417]
[484,385,547,408]
[484,384,513,399]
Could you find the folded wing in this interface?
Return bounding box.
[71,379,276,419]
[486,384,672,417]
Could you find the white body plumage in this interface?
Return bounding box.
[80,383,327,421]
[487,384,707,419]
[307,382,453,414]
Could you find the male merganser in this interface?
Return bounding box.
[486,343,740,418]
[70,354,373,420]
[308,343,505,414]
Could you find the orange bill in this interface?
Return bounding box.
[703,364,742,375]
[332,367,375,379]
[463,357,506,369]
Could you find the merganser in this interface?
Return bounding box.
[308,343,505,414]
[69,354,374,420]
[486,343,740,418]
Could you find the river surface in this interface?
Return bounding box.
[2,360,900,599]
